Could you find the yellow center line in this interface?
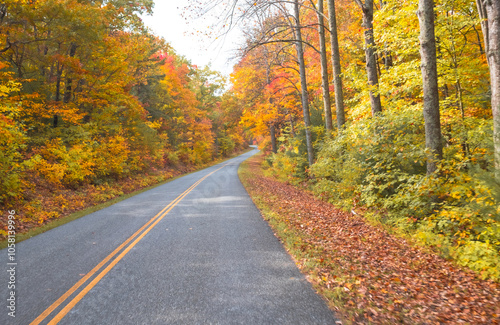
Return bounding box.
[30,193,180,325]
[31,164,227,325]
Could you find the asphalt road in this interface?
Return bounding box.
[1,149,338,324]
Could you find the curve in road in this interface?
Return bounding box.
[1,149,339,325]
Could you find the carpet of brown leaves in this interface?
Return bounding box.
[241,155,500,324]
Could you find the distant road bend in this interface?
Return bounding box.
[1,149,338,324]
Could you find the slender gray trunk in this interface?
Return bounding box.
[316,0,333,132]
[289,113,296,137]
[360,0,382,116]
[63,43,77,103]
[379,0,392,69]
[418,0,444,174]
[293,0,314,166]
[54,61,62,128]
[264,51,279,154]
[476,0,500,179]
[270,124,278,153]
[327,0,346,129]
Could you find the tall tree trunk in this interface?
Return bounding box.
[476,0,500,179]
[270,124,278,153]
[379,0,392,69]
[356,0,382,116]
[327,0,346,129]
[418,0,444,174]
[264,53,279,154]
[455,79,470,158]
[472,25,485,55]
[294,0,314,166]
[316,0,333,132]
[63,43,77,103]
[54,61,62,128]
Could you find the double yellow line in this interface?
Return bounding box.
[31,165,226,325]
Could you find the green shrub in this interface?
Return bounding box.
[311,106,500,280]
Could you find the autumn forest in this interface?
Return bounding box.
[1,0,499,301]
[0,1,248,231]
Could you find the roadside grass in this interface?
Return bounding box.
[0,148,253,249]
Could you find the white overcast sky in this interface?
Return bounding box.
[141,1,242,76]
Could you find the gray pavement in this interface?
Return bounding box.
[1,149,338,324]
